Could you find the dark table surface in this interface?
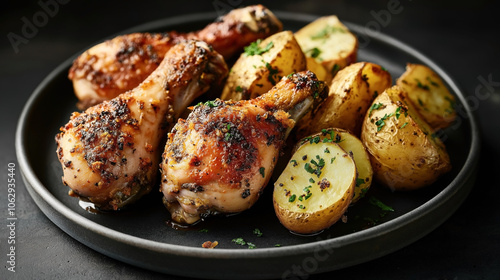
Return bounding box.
[2,0,499,279]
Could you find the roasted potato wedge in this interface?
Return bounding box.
[220,31,307,101]
[294,15,358,80]
[273,140,356,234]
[295,62,392,138]
[299,128,373,203]
[361,86,452,191]
[396,63,456,130]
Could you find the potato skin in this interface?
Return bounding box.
[220,31,307,101]
[296,62,392,139]
[397,63,456,130]
[273,188,353,234]
[273,140,356,234]
[361,86,451,191]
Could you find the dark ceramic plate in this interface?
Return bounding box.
[16,11,480,279]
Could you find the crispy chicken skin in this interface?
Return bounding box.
[69,5,282,110]
[160,71,328,224]
[56,40,228,210]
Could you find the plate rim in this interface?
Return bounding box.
[15,9,481,268]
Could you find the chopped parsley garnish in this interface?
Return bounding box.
[395,106,402,119]
[375,113,393,131]
[369,102,384,117]
[305,155,325,177]
[244,39,274,56]
[307,47,322,58]
[356,177,365,187]
[426,76,439,87]
[290,159,298,167]
[224,123,232,141]
[235,85,243,92]
[331,64,340,76]
[309,178,315,183]
[253,228,263,237]
[263,61,280,85]
[289,194,297,202]
[259,167,265,178]
[199,229,209,233]
[369,196,394,212]
[415,78,430,90]
[232,237,246,246]
[400,122,408,129]
[311,25,346,40]
[232,237,257,249]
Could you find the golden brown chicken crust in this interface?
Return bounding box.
[69,5,282,109]
[57,40,228,210]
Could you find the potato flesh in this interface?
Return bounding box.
[294,15,358,78]
[273,141,356,232]
[300,129,373,203]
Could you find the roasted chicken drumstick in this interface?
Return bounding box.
[56,40,228,210]
[160,71,328,224]
[69,4,282,109]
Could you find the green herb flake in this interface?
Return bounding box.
[290,159,298,167]
[369,196,394,212]
[307,47,322,58]
[426,76,439,87]
[331,63,340,76]
[232,237,246,246]
[247,242,257,249]
[415,79,430,90]
[259,167,265,178]
[356,178,365,187]
[331,157,336,164]
[400,122,408,129]
[375,112,394,132]
[263,61,280,85]
[305,192,312,200]
[244,39,274,56]
[199,229,209,233]
[204,100,219,108]
[274,244,282,247]
[289,194,297,203]
[311,25,346,40]
[309,178,315,184]
[253,228,263,237]
[235,85,243,92]
[369,102,384,117]
[324,147,330,153]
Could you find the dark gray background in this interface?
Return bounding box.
[1,0,499,279]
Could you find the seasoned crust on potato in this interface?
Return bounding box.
[397,63,457,130]
[361,86,451,191]
[220,31,307,101]
[295,62,392,139]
